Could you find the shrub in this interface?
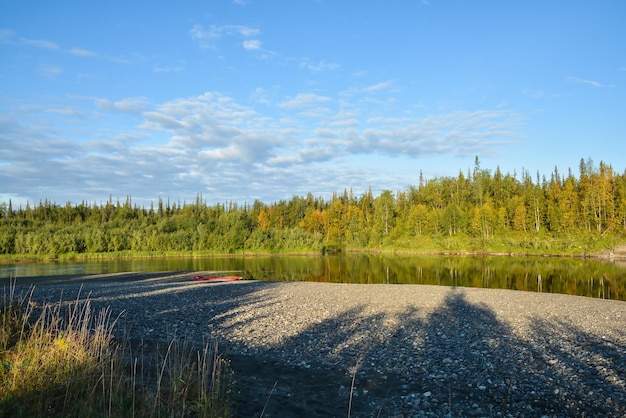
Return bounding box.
[0,282,232,417]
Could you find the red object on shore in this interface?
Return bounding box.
[191,275,243,282]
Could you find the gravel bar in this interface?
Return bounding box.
[7,272,626,417]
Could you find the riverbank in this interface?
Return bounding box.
[6,272,625,417]
[2,239,626,263]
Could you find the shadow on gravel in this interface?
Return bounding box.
[525,318,626,416]
[395,291,624,417]
[235,288,626,417]
[414,291,565,416]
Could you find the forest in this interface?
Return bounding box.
[1,158,625,258]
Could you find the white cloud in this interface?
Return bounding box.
[343,110,516,157]
[340,81,397,99]
[298,146,336,163]
[279,93,332,110]
[267,155,302,166]
[189,25,220,40]
[95,97,150,114]
[250,87,272,104]
[39,64,62,76]
[141,111,184,131]
[234,25,260,37]
[279,93,333,118]
[329,118,360,128]
[567,76,614,88]
[300,59,340,72]
[48,107,83,117]
[153,64,185,73]
[243,39,262,50]
[189,24,263,52]
[521,88,544,99]
[314,128,338,138]
[22,37,59,49]
[200,144,247,161]
[366,116,410,125]
[363,80,394,93]
[189,24,260,41]
[68,47,97,57]
[1,89,518,206]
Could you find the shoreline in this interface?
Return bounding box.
[2,241,626,264]
[7,272,626,417]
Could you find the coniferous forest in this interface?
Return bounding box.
[1,158,625,259]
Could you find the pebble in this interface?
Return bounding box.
[18,274,626,417]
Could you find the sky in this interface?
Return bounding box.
[1,0,624,208]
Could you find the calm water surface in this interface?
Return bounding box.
[1,254,625,301]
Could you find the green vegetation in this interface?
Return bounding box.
[0,283,232,417]
[1,158,625,258]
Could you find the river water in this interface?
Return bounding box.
[1,254,625,301]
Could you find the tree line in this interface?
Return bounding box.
[1,158,625,257]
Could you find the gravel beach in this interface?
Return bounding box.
[6,272,626,417]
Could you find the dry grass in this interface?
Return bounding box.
[0,279,232,417]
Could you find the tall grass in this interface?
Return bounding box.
[0,281,232,417]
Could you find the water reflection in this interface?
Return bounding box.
[1,254,625,301]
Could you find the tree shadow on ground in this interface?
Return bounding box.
[525,317,626,416]
[407,290,623,416]
[241,288,625,417]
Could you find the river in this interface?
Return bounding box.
[1,254,625,301]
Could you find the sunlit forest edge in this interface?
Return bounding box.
[2,158,625,260]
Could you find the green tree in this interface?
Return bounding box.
[374,190,396,236]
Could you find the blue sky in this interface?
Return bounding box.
[1,0,624,207]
